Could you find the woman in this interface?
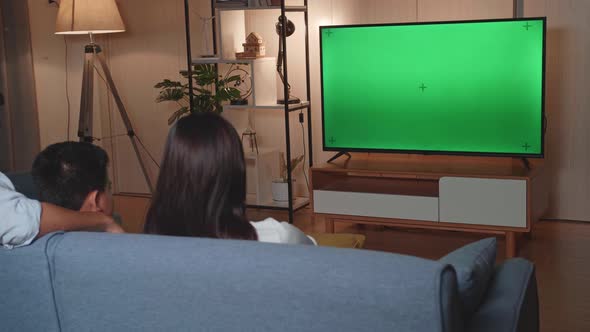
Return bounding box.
[144,112,314,245]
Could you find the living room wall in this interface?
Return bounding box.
[27,0,364,195]
[27,0,590,221]
[524,0,590,221]
[28,0,190,194]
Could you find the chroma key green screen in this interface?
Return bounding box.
[320,18,545,157]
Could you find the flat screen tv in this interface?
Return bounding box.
[320,18,546,158]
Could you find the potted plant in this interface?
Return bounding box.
[272,152,304,202]
[155,64,242,124]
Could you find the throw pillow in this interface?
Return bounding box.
[439,237,497,318]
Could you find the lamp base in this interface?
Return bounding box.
[277,96,301,105]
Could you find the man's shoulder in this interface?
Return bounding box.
[0,172,16,191]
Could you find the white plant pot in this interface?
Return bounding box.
[271,181,289,202]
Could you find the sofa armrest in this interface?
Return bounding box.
[467,258,539,332]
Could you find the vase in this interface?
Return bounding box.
[271,180,289,202]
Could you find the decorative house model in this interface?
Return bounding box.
[236,32,266,59]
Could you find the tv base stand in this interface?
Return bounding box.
[311,156,547,258]
[520,157,532,171]
[327,151,351,163]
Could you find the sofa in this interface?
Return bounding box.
[1,173,539,332]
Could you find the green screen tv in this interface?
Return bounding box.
[320,18,546,157]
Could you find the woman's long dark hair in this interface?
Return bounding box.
[144,112,257,240]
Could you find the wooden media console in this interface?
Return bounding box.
[311,156,547,258]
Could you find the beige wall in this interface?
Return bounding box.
[524,0,590,221]
[1,0,41,171]
[28,1,85,148]
[28,0,115,183]
[27,0,590,221]
[28,0,187,193]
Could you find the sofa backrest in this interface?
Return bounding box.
[5,171,40,200]
[0,233,61,331]
[2,232,462,332]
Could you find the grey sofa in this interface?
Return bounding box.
[0,173,538,332]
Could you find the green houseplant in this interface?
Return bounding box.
[155,64,242,125]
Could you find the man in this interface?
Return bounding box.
[32,142,118,223]
[0,142,123,249]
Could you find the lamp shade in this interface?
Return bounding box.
[55,0,125,35]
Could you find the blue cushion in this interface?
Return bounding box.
[439,237,497,318]
[5,172,40,200]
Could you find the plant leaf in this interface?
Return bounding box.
[224,75,242,83]
[228,87,241,99]
[194,87,212,95]
[156,88,185,103]
[154,79,183,89]
[217,87,242,101]
[194,64,217,86]
[167,107,188,125]
[192,95,214,113]
[157,63,245,119]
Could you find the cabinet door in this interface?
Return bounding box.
[313,190,439,222]
[439,177,527,228]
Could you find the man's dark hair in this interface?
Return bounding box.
[32,142,109,210]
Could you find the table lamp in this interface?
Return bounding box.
[275,15,300,105]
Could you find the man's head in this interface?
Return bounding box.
[32,142,112,215]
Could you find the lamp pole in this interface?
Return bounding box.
[78,38,155,193]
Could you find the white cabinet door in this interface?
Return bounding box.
[313,190,439,222]
[439,177,527,228]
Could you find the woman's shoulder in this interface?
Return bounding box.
[250,218,284,237]
[250,218,281,243]
[251,217,281,228]
[250,218,315,245]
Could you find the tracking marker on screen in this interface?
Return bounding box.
[522,142,531,151]
[523,22,533,30]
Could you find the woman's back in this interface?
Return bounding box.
[144,112,313,245]
[144,112,257,240]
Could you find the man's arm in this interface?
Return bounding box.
[1,172,124,248]
[38,202,124,237]
[1,172,42,248]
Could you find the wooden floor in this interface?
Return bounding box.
[114,195,590,332]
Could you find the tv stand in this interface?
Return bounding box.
[311,156,547,258]
[327,151,351,163]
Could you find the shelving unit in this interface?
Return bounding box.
[182,0,313,222]
[247,194,310,211]
[216,6,308,12]
[224,101,310,111]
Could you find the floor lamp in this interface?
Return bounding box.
[55,0,154,193]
